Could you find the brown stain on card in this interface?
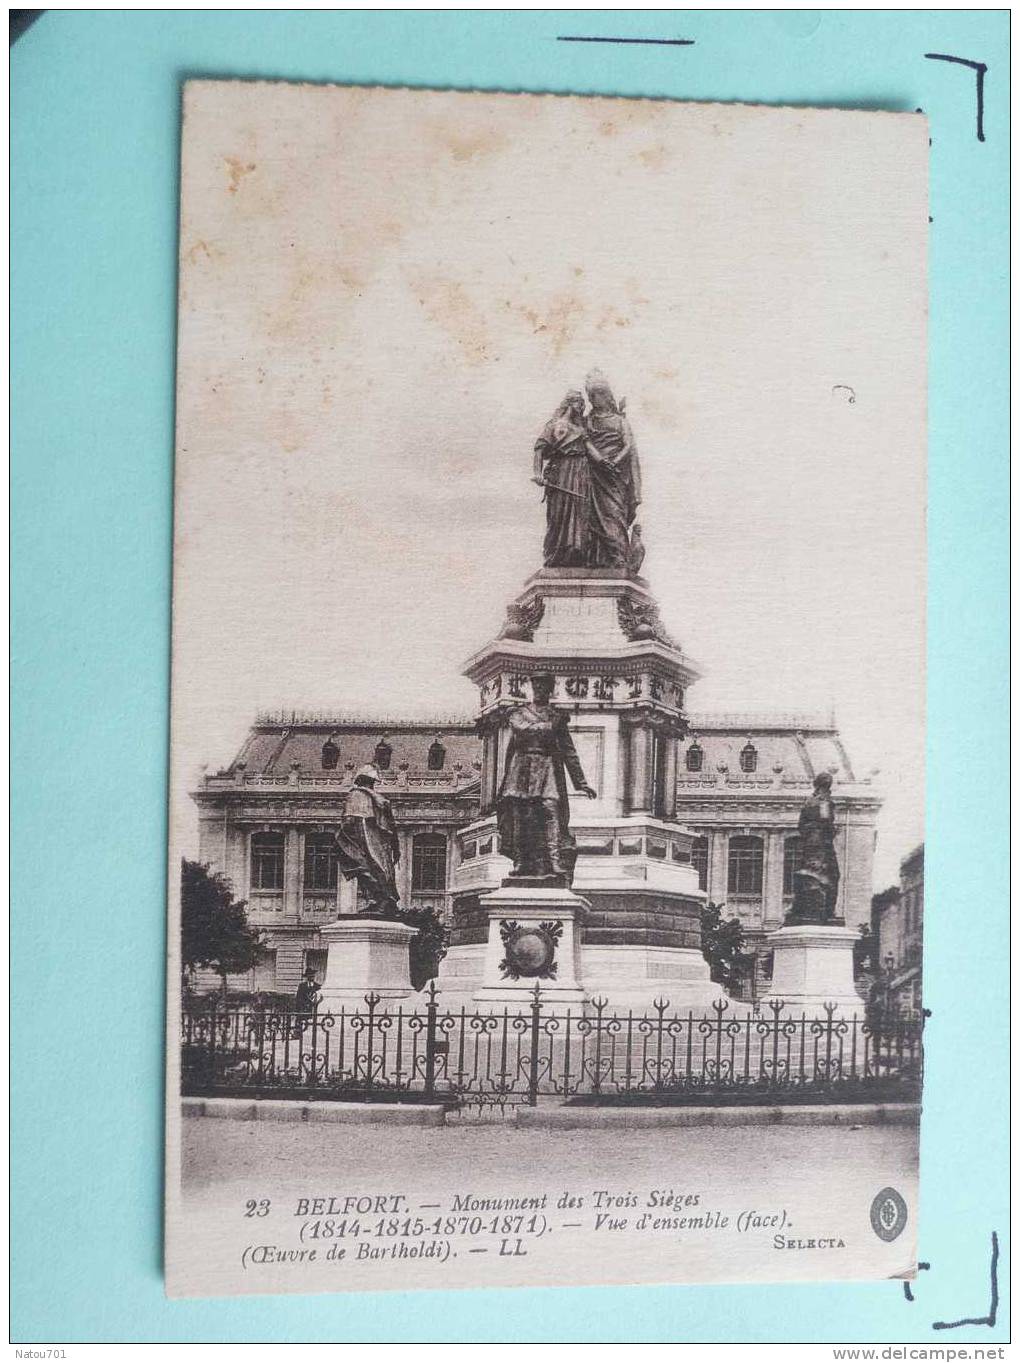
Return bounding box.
[185,239,218,265]
[637,144,671,170]
[515,292,587,358]
[412,276,495,365]
[598,102,665,140]
[223,156,257,194]
[429,121,510,164]
[265,264,321,342]
[449,129,509,163]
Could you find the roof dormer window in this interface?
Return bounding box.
[427,739,446,771]
[685,741,704,773]
[321,735,340,770]
[739,741,758,773]
[374,737,393,770]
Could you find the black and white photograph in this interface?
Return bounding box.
[166,82,927,1299]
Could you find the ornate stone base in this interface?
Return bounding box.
[437,885,587,1014]
[762,923,864,1018]
[318,917,417,1011]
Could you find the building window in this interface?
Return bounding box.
[728,834,763,896]
[690,835,709,891]
[252,950,277,992]
[739,741,758,773]
[374,737,393,770]
[251,831,285,890]
[321,736,340,770]
[411,834,447,893]
[427,739,446,771]
[783,835,801,896]
[303,832,339,891]
[685,742,704,773]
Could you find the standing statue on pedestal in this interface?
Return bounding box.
[533,370,643,574]
[584,369,642,571]
[497,673,596,885]
[790,772,842,922]
[532,389,591,567]
[334,763,401,917]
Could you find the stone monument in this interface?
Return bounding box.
[762,773,863,1016]
[319,763,416,1008]
[437,372,726,1012]
[466,669,592,1012]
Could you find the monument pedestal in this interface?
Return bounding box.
[318,917,417,1011]
[449,565,734,1016]
[580,943,727,1013]
[438,883,587,1014]
[762,922,863,1018]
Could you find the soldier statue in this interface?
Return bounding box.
[496,673,596,885]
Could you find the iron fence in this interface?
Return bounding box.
[181,985,922,1110]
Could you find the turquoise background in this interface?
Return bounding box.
[11,9,1009,1345]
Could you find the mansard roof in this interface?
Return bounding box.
[679,713,859,787]
[219,712,480,784]
[207,708,867,792]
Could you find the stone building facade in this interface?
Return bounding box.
[191,717,479,994]
[191,708,881,997]
[874,843,924,1018]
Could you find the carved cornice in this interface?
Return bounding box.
[620,705,688,738]
[675,795,882,818]
[477,665,690,716]
[194,790,480,822]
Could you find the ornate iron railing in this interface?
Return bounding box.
[181,987,922,1110]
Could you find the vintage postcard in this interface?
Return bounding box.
[166,81,927,1298]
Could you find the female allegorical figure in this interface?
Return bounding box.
[334,763,401,916]
[584,369,642,570]
[532,389,591,567]
[792,772,842,921]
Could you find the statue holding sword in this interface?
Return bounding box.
[532,372,643,572]
[531,388,592,567]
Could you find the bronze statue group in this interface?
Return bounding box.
[533,369,644,576]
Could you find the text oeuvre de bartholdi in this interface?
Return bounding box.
[238,1186,845,1274]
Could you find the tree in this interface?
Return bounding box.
[699,901,754,994]
[180,858,268,1002]
[400,904,449,991]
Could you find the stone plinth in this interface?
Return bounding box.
[450,812,726,1012]
[318,917,417,1010]
[580,943,726,1014]
[762,923,864,1018]
[438,884,587,1013]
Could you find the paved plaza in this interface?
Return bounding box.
[184,1109,918,1205]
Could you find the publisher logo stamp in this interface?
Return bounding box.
[870,1187,908,1242]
